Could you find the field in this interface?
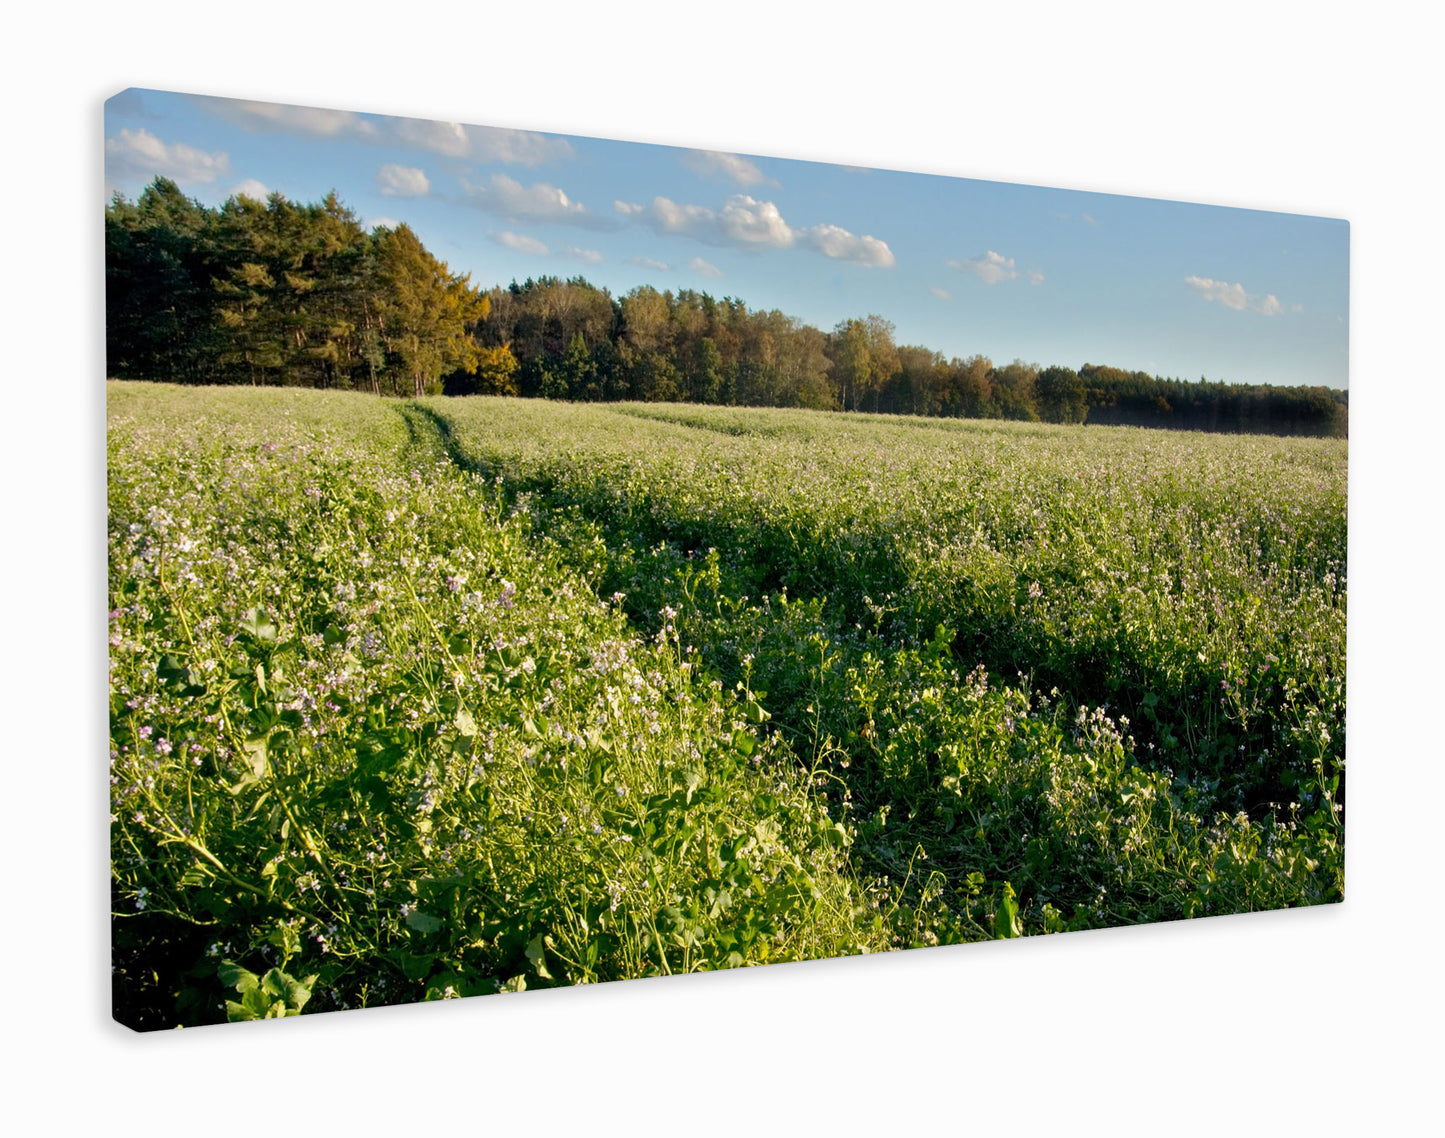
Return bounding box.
[108,382,1346,1027]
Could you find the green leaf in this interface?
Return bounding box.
[240,606,278,642]
[156,653,192,690]
[243,736,268,779]
[683,767,705,800]
[224,999,259,1022]
[240,987,272,1018]
[585,728,613,754]
[454,706,478,737]
[993,882,1022,939]
[525,934,554,980]
[405,910,444,934]
[820,821,849,847]
[265,922,301,961]
[218,961,258,993]
[396,951,437,982]
[284,974,317,1013]
[178,863,214,889]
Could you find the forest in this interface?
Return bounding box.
[106,178,1348,437]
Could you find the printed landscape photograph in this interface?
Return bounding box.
[106,87,1348,1030]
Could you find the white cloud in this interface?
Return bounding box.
[194,95,572,164]
[802,224,896,267]
[1185,276,1249,309]
[368,216,402,231]
[682,149,771,187]
[490,232,601,263]
[560,245,604,265]
[229,178,271,202]
[1081,212,1099,226]
[384,119,573,164]
[718,196,794,247]
[465,173,600,226]
[376,163,430,198]
[1027,269,1046,286]
[1291,303,1305,314]
[491,230,550,256]
[630,195,777,244]
[929,287,952,300]
[640,196,725,238]
[388,118,469,158]
[688,257,724,278]
[620,194,893,266]
[627,256,671,271]
[197,97,376,141]
[1184,275,1287,316]
[948,250,1019,285]
[105,128,230,185]
[466,125,574,166]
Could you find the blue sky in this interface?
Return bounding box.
[105,88,1349,389]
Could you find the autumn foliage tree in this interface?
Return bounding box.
[826,315,900,412]
[108,181,488,397]
[371,225,488,397]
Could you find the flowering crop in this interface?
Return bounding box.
[426,397,1345,932]
[109,384,869,1028]
[109,384,1345,1027]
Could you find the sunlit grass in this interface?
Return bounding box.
[109,383,1345,1028]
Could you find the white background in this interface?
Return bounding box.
[4,2,1440,1131]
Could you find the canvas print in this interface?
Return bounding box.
[106,88,1348,1029]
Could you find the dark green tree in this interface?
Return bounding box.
[106,178,217,382]
[561,332,598,400]
[1035,365,1087,423]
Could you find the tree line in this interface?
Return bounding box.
[107,179,1348,437]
